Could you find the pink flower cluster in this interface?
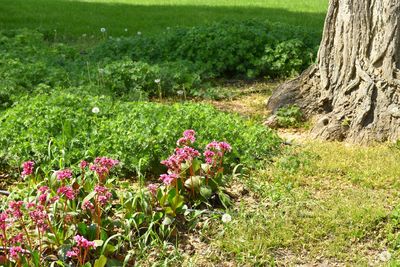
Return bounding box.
[82,200,95,211]
[0,212,8,231]
[57,186,75,200]
[206,141,232,152]
[67,235,96,258]
[10,233,23,244]
[94,185,112,205]
[21,161,34,177]
[204,141,232,165]
[90,157,119,181]
[66,247,79,258]
[147,183,158,195]
[93,157,119,169]
[9,246,23,260]
[159,173,178,186]
[7,201,24,219]
[28,205,49,233]
[80,160,88,169]
[161,147,200,173]
[74,235,96,248]
[160,146,200,186]
[177,129,196,146]
[56,169,73,181]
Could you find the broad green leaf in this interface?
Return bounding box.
[94,255,107,267]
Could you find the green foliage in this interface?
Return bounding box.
[101,59,201,99]
[276,105,305,128]
[0,21,319,102]
[94,20,319,79]
[0,92,281,174]
[258,39,314,78]
[0,139,232,266]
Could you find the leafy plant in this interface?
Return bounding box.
[0,92,281,174]
[275,105,305,128]
[0,130,234,266]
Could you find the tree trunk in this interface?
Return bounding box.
[267,0,400,143]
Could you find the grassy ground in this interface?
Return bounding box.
[182,142,400,265]
[162,92,400,266]
[0,0,328,40]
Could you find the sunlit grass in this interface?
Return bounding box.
[0,0,328,41]
[193,142,400,265]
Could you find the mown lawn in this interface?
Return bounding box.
[0,0,328,40]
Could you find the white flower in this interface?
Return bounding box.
[137,31,142,35]
[100,28,106,33]
[92,107,100,114]
[379,251,391,262]
[124,28,128,32]
[221,213,232,223]
[177,90,184,95]
[154,79,161,84]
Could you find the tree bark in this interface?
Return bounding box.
[267,0,400,143]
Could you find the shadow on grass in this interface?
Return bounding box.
[0,0,327,40]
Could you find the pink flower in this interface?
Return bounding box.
[90,165,108,179]
[93,157,119,169]
[56,169,73,181]
[176,146,200,160]
[161,145,200,174]
[7,201,24,219]
[38,193,48,204]
[90,157,119,181]
[74,235,96,249]
[29,205,48,232]
[9,246,23,259]
[177,137,189,146]
[147,184,158,195]
[161,156,181,173]
[219,142,232,152]
[0,212,8,230]
[50,196,60,203]
[10,233,24,244]
[66,247,79,258]
[38,186,49,193]
[206,141,219,150]
[82,200,94,211]
[21,161,34,177]
[80,160,88,169]
[159,173,178,186]
[206,141,232,152]
[25,202,36,209]
[94,185,112,205]
[57,186,75,200]
[176,130,196,146]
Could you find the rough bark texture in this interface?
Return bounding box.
[267,0,400,143]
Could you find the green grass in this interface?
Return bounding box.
[0,0,328,41]
[186,142,400,265]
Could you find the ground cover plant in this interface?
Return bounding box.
[0,131,235,266]
[0,92,281,175]
[0,20,319,105]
